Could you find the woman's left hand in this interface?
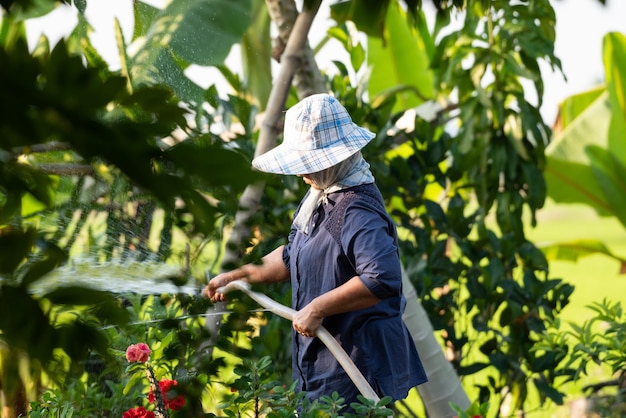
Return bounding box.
[292,301,324,337]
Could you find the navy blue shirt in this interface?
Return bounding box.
[283,183,427,404]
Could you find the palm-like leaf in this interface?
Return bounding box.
[544,32,626,268]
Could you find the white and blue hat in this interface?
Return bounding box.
[252,94,375,175]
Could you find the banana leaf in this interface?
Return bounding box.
[545,32,626,229]
[128,0,252,104]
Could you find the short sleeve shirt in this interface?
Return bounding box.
[283,183,427,403]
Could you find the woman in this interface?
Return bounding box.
[204,93,427,407]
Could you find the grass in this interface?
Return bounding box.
[528,201,626,326]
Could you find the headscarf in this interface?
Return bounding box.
[293,152,375,234]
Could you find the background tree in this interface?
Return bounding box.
[1,0,617,416]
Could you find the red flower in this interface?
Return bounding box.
[126,343,151,363]
[123,406,155,418]
[149,379,185,411]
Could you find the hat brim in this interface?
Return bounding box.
[252,124,375,175]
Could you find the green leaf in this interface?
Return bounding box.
[164,139,257,189]
[151,48,205,103]
[479,337,497,355]
[114,17,132,88]
[5,0,58,22]
[457,362,489,376]
[43,286,119,305]
[545,92,613,215]
[557,86,605,130]
[603,32,626,166]
[133,0,251,67]
[521,161,546,212]
[128,0,252,104]
[533,378,565,405]
[240,0,271,109]
[329,0,389,38]
[20,242,67,287]
[423,199,447,231]
[539,239,626,273]
[0,13,26,49]
[586,145,626,226]
[132,0,160,42]
[546,32,626,231]
[0,227,36,275]
[327,24,366,72]
[367,1,434,112]
[57,321,110,361]
[0,284,56,362]
[518,242,548,271]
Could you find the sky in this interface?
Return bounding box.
[24,0,626,126]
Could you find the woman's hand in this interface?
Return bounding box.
[202,272,233,302]
[292,301,324,337]
[292,277,380,337]
[203,246,291,303]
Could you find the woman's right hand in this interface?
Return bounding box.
[202,248,289,303]
[202,272,233,302]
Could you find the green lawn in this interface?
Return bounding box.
[527,201,626,325]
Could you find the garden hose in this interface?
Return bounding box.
[219,280,380,402]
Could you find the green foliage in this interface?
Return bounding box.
[0,229,132,417]
[545,32,626,228]
[534,299,626,417]
[127,0,252,107]
[0,0,66,19]
[540,31,626,274]
[433,0,558,233]
[29,390,76,418]
[27,292,393,417]
[28,292,233,416]
[0,35,255,236]
[327,0,576,414]
[539,239,626,271]
[451,400,490,418]
[330,1,435,111]
[1,1,259,414]
[537,299,626,382]
[216,356,394,418]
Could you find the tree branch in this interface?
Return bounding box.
[38,164,94,176]
[204,0,324,355]
[11,141,73,155]
[221,0,323,269]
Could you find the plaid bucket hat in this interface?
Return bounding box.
[251,94,375,175]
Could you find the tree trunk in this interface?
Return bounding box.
[205,0,324,350]
[266,0,326,99]
[401,267,471,417]
[219,0,324,271]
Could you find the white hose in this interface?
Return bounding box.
[219,280,380,402]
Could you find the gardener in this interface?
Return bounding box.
[204,93,427,408]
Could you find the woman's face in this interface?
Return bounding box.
[298,174,321,190]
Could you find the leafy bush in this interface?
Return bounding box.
[535,299,626,416]
[27,292,394,417]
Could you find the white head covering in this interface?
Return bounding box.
[293,152,374,234]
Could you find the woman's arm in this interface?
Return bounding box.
[203,245,290,302]
[292,276,380,337]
